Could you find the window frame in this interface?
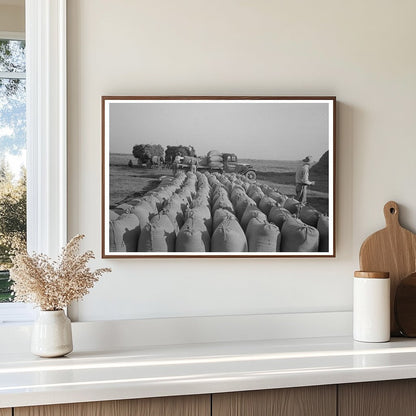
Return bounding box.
[0,31,26,79]
[0,31,25,41]
[26,0,67,258]
[0,0,67,323]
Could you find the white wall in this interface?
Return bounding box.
[67,0,416,322]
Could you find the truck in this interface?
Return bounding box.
[178,152,257,181]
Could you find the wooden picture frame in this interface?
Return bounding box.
[102,96,336,258]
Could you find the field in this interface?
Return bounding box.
[109,154,329,214]
[109,154,173,206]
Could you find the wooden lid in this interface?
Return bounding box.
[354,271,390,279]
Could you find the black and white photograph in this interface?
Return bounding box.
[102,97,335,257]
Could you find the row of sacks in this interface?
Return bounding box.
[109,171,232,252]
[207,178,328,252]
[109,171,190,251]
[109,171,245,252]
[206,172,328,252]
[141,172,213,251]
[244,182,329,251]
[109,207,328,252]
[109,170,329,253]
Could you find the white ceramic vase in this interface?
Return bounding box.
[31,310,73,357]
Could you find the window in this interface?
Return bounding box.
[0,35,26,305]
[0,1,67,324]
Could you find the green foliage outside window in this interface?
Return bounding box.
[0,39,27,302]
[0,162,26,302]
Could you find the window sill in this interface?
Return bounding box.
[0,303,35,325]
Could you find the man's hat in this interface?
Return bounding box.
[302,156,312,163]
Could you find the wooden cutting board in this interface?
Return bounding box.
[359,201,416,335]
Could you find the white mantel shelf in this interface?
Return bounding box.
[2,336,416,408]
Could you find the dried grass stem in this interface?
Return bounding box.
[10,234,111,310]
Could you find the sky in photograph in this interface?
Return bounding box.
[109,101,330,161]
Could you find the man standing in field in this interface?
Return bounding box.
[190,158,198,174]
[295,156,315,203]
[172,153,181,175]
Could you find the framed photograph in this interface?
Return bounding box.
[102,96,335,258]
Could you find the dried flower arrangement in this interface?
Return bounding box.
[10,234,111,311]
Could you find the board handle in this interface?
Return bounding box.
[384,201,400,228]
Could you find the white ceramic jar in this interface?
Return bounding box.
[353,271,390,343]
[31,310,73,357]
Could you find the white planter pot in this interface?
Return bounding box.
[31,310,73,357]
